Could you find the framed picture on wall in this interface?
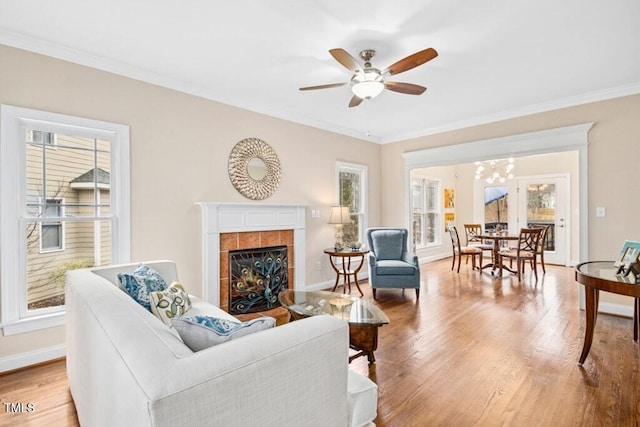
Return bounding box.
[445,213,455,232]
[444,188,455,208]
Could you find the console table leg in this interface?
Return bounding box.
[634,297,639,342]
[579,288,598,364]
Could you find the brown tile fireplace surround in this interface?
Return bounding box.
[197,203,306,309]
[219,229,294,312]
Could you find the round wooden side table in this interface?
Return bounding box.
[323,248,369,296]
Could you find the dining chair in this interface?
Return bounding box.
[517,225,550,275]
[448,226,483,273]
[463,223,493,264]
[498,228,543,281]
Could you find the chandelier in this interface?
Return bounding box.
[474,158,515,184]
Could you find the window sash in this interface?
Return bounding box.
[412,177,441,248]
[336,162,367,244]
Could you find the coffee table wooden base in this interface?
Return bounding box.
[278,289,389,365]
[349,323,381,364]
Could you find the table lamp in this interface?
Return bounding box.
[328,206,352,249]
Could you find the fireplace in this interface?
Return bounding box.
[229,245,288,314]
[198,203,306,308]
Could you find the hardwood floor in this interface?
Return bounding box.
[1,258,639,426]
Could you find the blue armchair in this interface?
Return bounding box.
[366,228,421,299]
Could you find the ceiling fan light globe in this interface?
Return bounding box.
[352,81,384,99]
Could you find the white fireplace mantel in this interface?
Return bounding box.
[197,202,306,307]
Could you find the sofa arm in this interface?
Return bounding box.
[147,316,351,427]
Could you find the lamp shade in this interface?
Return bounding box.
[328,206,352,224]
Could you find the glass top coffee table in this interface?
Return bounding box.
[278,289,390,363]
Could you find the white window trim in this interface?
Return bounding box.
[0,105,131,335]
[335,161,368,244]
[411,175,442,249]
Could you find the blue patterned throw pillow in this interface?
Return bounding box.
[172,315,275,351]
[117,264,168,312]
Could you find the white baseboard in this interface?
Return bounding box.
[0,344,65,373]
[598,301,635,318]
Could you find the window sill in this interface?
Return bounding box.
[2,311,65,336]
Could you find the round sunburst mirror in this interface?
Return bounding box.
[228,138,281,200]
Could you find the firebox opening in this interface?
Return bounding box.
[229,245,288,315]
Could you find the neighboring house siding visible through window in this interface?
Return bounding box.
[336,162,367,245]
[0,105,130,335]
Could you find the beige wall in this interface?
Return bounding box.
[2,42,639,367]
[0,44,381,362]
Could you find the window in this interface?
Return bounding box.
[40,199,64,252]
[28,130,56,146]
[411,176,441,249]
[336,162,367,245]
[1,105,130,334]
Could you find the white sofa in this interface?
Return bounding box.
[66,261,377,427]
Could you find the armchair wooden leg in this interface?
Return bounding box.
[372,288,377,300]
[415,288,420,299]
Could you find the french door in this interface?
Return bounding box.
[516,175,568,266]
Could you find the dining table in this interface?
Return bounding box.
[476,232,520,276]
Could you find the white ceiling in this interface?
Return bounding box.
[1,0,639,143]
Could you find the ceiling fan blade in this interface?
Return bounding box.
[349,95,363,108]
[384,48,438,76]
[329,48,362,73]
[299,82,346,91]
[384,81,427,95]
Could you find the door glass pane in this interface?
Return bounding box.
[526,184,556,251]
[484,187,508,231]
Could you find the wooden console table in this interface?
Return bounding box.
[575,261,640,364]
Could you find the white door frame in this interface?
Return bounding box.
[516,174,570,266]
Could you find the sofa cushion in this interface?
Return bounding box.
[375,259,418,275]
[172,315,275,351]
[347,369,378,427]
[117,264,168,311]
[149,281,192,326]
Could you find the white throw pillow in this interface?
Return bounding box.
[172,315,275,351]
[149,281,192,326]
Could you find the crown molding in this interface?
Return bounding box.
[2,29,638,146]
[383,83,640,144]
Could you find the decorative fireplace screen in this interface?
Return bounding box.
[229,245,288,315]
